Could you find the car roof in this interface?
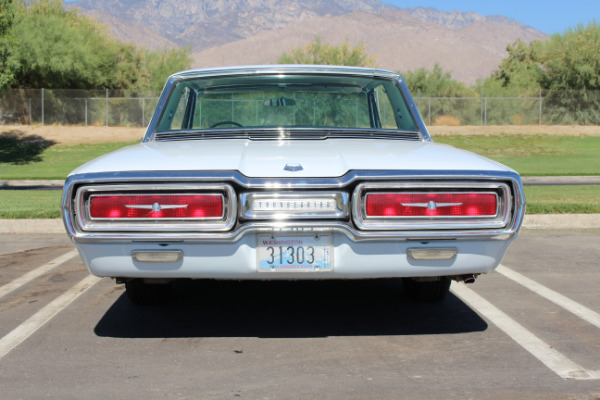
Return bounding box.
[169,65,401,81]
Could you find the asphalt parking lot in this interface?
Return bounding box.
[0,229,599,399]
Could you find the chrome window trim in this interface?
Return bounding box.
[240,191,349,220]
[153,127,422,142]
[74,184,236,232]
[143,66,432,143]
[352,182,512,231]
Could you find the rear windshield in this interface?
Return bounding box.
[155,73,418,133]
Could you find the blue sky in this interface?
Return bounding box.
[381,0,598,34]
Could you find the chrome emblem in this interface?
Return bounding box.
[125,203,188,212]
[284,163,303,172]
[401,201,462,210]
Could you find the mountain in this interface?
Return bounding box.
[67,0,548,84]
[69,0,393,45]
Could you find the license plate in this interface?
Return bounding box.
[257,234,333,272]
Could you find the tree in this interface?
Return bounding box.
[0,0,15,88]
[400,64,479,125]
[10,0,138,89]
[479,23,600,124]
[8,0,191,92]
[278,36,377,67]
[484,23,600,92]
[144,47,193,93]
[538,23,600,91]
[400,63,473,98]
[490,39,543,90]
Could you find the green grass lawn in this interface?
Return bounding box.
[435,134,600,176]
[0,190,62,218]
[523,185,600,214]
[1,134,599,179]
[1,134,600,217]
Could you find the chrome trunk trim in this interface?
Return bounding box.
[240,191,349,220]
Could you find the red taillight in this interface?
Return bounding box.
[365,192,497,217]
[89,194,223,219]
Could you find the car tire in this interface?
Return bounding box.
[402,277,451,302]
[125,279,171,305]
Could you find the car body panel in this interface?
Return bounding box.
[75,234,511,280]
[61,65,525,284]
[70,140,509,178]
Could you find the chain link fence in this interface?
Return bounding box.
[415,90,600,126]
[1,88,600,126]
[0,89,160,127]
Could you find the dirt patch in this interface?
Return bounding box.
[0,125,145,145]
[428,125,600,136]
[1,124,599,145]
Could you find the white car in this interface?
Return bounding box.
[62,65,525,305]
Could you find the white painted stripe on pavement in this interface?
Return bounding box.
[496,264,600,330]
[0,274,100,360]
[0,249,79,301]
[451,282,600,380]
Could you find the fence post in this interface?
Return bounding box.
[539,89,543,125]
[28,98,32,125]
[480,89,484,126]
[484,97,487,127]
[428,97,431,125]
[41,88,44,125]
[105,88,109,127]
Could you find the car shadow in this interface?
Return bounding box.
[94,279,487,339]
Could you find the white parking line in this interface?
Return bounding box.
[0,249,79,301]
[0,274,100,360]
[496,264,600,330]
[451,282,600,380]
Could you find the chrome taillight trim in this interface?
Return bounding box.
[364,191,500,218]
[239,191,349,220]
[62,170,525,242]
[88,193,226,221]
[352,182,512,230]
[74,184,236,232]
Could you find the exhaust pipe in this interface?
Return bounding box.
[453,274,478,284]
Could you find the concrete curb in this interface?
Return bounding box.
[521,176,600,185]
[2,215,600,234]
[522,214,600,230]
[0,180,64,189]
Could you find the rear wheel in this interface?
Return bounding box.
[402,277,451,302]
[125,279,172,305]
